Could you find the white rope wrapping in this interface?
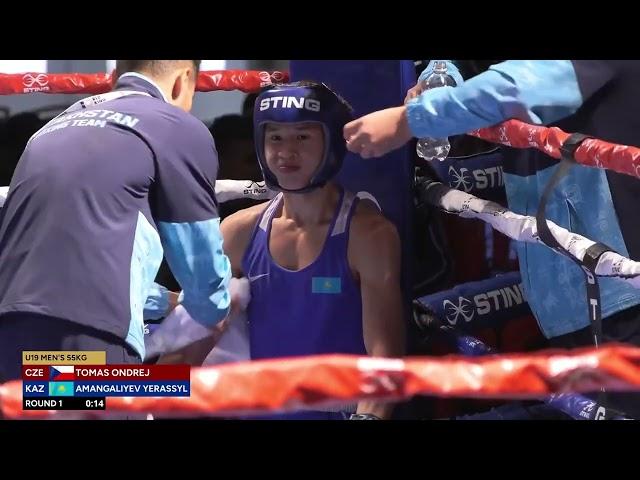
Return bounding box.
[0,180,275,209]
[423,181,640,287]
[214,179,276,203]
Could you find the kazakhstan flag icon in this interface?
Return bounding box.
[311,277,341,294]
[49,381,74,396]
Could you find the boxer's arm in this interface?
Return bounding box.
[350,210,405,419]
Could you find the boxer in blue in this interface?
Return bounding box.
[221,82,405,419]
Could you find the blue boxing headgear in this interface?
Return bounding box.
[253,81,353,193]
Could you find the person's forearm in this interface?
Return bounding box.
[158,218,232,327]
[406,60,582,139]
[357,333,405,420]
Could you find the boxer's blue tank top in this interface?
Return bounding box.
[242,189,366,419]
[243,188,366,358]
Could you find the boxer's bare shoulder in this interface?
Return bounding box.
[221,201,272,276]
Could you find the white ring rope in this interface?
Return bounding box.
[0,180,275,209]
[423,180,640,286]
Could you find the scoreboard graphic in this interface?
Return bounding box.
[22,351,190,411]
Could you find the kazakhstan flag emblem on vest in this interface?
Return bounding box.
[312,277,341,294]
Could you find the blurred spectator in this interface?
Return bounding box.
[0,112,46,185]
[242,93,258,117]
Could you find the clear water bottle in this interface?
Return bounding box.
[416,61,457,161]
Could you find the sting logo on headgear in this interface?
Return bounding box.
[253,81,353,193]
[259,96,321,112]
